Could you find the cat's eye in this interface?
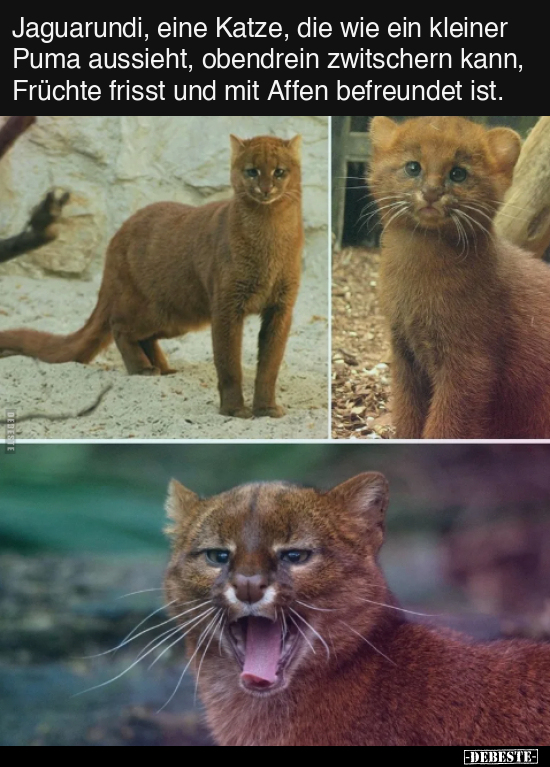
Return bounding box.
[405,161,422,178]
[274,168,286,178]
[280,550,312,565]
[450,166,468,183]
[205,549,231,566]
[245,168,259,178]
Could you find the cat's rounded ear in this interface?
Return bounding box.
[230,134,247,158]
[287,135,302,160]
[486,128,521,175]
[326,472,389,550]
[369,117,399,153]
[165,479,200,534]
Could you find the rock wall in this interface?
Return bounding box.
[0,115,328,278]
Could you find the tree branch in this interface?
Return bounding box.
[0,116,36,160]
[0,384,113,425]
[0,188,70,264]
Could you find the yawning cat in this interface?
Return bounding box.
[164,473,550,746]
[0,135,304,418]
[369,115,550,438]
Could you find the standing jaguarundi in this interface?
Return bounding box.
[0,134,304,418]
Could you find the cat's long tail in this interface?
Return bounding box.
[0,302,112,364]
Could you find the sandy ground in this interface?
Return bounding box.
[0,267,328,440]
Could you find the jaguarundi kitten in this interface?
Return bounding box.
[369,115,550,438]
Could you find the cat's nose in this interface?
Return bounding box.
[422,186,444,204]
[233,574,268,604]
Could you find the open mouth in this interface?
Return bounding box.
[227,615,302,694]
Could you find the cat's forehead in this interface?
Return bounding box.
[394,116,486,161]
[196,482,320,540]
[237,137,294,166]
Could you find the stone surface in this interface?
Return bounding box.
[0,115,328,278]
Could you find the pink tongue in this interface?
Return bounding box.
[241,617,281,685]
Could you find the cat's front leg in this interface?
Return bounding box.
[253,304,294,417]
[211,308,252,418]
[390,334,430,439]
[423,356,495,439]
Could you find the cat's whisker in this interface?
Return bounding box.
[288,613,316,656]
[450,213,464,253]
[488,199,535,213]
[148,606,217,670]
[158,610,222,714]
[460,203,497,227]
[115,596,205,645]
[451,212,472,260]
[86,599,214,659]
[132,606,218,664]
[357,597,436,618]
[116,588,166,599]
[455,209,494,242]
[280,607,289,638]
[474,203,500,219]
[218,615,227,658]
[381,204,409,231]
[340,621,397,667]
[73,607,214,699]
[289,607,331,660]
[131,621,192,665]
[359,198,400,216]
[194,610,225,705]
[359,202,405,228]
[370,202,408,223]
[83,600,178,660]
[296,600,339,613]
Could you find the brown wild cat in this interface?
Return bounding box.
[0,135,303,418]
[368,115,550,438]
[164,473,550,747]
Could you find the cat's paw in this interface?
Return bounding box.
[253,405,286,418]
[160,368,179,376]
[220,405,253,419]
[138,367,162,377]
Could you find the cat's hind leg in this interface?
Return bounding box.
[113,328,161,376]
[140,338,178,375]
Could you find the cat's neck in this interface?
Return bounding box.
[382,222,501,274]
[201,607,406,746]
[202,616,550,746]
[228,188,303,264]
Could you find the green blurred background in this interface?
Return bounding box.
[1,443,549,745]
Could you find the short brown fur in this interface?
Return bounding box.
[0,135,304,418]
[164,474,550,747]
[369,116,550,438]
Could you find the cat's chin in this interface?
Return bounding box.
[240,672,289,697]
[414,206,447,227]
[246,192,284,206]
